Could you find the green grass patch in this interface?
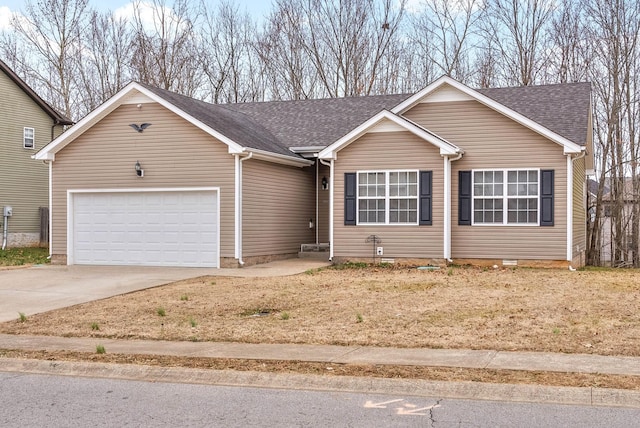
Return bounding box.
[95,344,106,354]
[330,262,370,270]
[0,247,49,266]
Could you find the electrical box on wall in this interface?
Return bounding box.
[376,247,384,256]
[3,206,12,217]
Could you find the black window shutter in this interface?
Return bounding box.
[344,172,357,225]
[419,171,432,225]
[459,170,472,225]
[540,169,554,226]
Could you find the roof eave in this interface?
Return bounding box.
[245,148,313,167]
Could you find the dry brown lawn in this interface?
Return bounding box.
[2,264,640,357]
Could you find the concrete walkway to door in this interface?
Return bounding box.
[0,259,331,323]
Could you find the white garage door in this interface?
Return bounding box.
[72,190,218,267]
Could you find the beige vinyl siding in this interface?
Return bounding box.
[0,70,56,234]
[404,100,567,260]
[242,160,315,256]
[333,130,444,259]
[573,156,586,257]
[318,162,330,243]
[51,102,235,258]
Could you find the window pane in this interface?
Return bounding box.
[508,171,517,182]
[474,172,484,183]
[518,171,527,181]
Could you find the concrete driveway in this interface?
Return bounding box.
[0,259,330,323]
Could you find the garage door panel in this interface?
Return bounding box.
[72,190,218,267]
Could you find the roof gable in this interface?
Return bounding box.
[392,76,586,154]
[318,110,460,159]
[0,59,73,125]
[35,82,311,166]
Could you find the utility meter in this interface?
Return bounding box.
[3,206,12,217]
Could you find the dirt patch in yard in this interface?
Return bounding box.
[2,265,639,357]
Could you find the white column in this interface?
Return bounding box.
[566,154,573,262]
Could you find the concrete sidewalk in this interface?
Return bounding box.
[1,333,639,407]
[2,333,640,377]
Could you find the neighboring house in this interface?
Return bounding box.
[34,76,593,268]
[595,178,638,266]
[0,59,73,248]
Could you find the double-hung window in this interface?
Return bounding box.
[473,169,539,225]
[357,171,418,224]
[23,127,35,149]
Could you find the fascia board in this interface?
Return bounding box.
[248,148,314,167]
[392,76,584,154]
[318,110,459,160]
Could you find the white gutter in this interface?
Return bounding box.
[443,152,463,260]
[235,152,253,265]
[319,158,333,260]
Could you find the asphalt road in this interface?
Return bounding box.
[1,372,639,427]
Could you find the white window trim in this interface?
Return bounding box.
[23,127,35,149]
[471,168,541,226]
[356,169,419,226]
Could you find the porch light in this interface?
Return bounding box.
[135,160,144,178]
[321,176,328,190]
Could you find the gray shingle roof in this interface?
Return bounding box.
[478,82,592,146]
[224,94,410,149]
[141,84,294,157]
[142,81,591,160]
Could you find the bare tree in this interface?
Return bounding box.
[75,10,133,116]
[256,0,318,100]
[410,0,483,83]
[585,0,640,266]
[548,0,590,84]
[281,0,406,98]
[199,1,260,103]
[481,0,555,86]
[129,0,201,96]
[8,0,90,118]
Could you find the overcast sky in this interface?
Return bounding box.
[0,0,274,30]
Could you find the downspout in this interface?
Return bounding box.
[319,158,333,260]
[443,152,463,262]
[48,160,52,258]
[567,149,587,270]
[235,152,253,266]
[1,210,7,250]
[315,158,319,245]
